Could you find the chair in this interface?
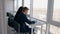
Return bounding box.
[7,12,32,34]
[14,21,30,34]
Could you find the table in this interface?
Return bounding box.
[28,20,45,34]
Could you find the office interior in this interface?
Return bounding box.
[0,0,60,34]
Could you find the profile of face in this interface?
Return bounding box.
[22,7,29,15]
[24,9,28,15]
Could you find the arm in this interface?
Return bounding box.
[23,15,35,24]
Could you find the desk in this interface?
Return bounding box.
[28,20,45,34]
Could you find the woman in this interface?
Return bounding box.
[14,6,35,34]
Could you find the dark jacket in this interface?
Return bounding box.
[14,12,35,33]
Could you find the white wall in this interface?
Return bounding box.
[4,0,14,34]
[0,0,7,34]
[0,0,3,34]
[4,0,14,13]
[0,0,14,34]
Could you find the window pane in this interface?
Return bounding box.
[53,0,60,22]
[18,0,22,8]
[14,0,22,15]
[50,0,60,34]
[33,0,48,34]
[14,0,22,11]
[24,0,30,14]
[33,0,48,21]
[14,0,17,11]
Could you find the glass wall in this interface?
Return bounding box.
[33,0,48,21]
[33,0,48,34]
[14,0,22,11]
[14,0,60,34]
[53,0,60,22]
[50,0,60,34]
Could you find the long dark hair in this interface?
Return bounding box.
[16,6,23,14]
[15,6,29,15]
[15,6,23,18]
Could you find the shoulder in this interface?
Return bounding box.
[20,12,26,16]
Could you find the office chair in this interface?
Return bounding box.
[7,12,30,34]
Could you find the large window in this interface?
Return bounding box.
[33,0,48,21]
[53,0,60,22]
[32,0,48,34]
[12,0,60,34]
[14,0,22,11]
[50,0,60,34]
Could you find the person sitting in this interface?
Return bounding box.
[14,6,35,34]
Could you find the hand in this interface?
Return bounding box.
[31,21,35,24]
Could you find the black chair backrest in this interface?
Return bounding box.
[7,12,15,27]
[7,12,14,18]
[7,12,20,32]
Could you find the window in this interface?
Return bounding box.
[33,0,48,21]
[13,0,22,15]
[14,0,22,11]
[50,0,60,34]
[53,0,60,22]
[32,0,48,34]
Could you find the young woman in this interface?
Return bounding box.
[14,6,35,34]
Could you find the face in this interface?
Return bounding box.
[24,10,28,15]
